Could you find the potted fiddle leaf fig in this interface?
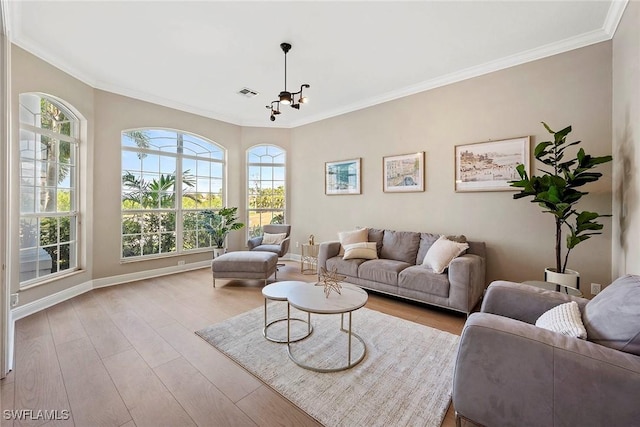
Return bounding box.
[201,207,245,258]
[510,122,612,288]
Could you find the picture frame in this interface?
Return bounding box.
[383,152,425,193]
[455,136,530,192]
[325,158,361,195]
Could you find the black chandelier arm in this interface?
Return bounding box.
[267,43,309,121]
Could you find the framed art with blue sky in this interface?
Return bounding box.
[325,158,361,195]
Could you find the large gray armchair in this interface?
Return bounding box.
[453,275,640,427]
[247,224,291,257]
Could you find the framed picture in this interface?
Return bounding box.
[325,158,361,195]
[455,136,530,192]
[383,152,425,193]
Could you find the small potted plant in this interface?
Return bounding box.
[201,207,245,258]
[510,122,612,288]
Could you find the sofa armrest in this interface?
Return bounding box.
[453,313,640,427]
[481,280,590,324]
[247,236,263,250]
[318,241,341,272]
[447,254,486,314]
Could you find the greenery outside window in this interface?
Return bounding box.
[247,145,286,238]
[18,93,80,286]
[121,129,224,259]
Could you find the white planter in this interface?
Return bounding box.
[213,247,226,258]
[544,268,580,290]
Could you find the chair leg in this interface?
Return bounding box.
[212,277,216,288]
[455,412,462,427]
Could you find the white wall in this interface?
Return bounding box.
[290,42,613,291]
[612,1,640,277]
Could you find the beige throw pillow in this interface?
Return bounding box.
[338,228,368,255]
[535,301,587,339]
[343,242,378,260]
[423,235,469,274]
[262,232,287,245]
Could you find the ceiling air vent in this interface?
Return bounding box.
[238,87,259,98]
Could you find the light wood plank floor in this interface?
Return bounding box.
[1,261,467,427]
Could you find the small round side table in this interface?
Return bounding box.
[262,281,313,343]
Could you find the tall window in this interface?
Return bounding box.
[18,94,79,285]
[247,145,286,238]
[121,129,224,259]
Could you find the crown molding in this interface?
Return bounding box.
[603,0,629,37]
[289,27,613,128]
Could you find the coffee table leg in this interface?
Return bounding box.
[287,303,291,344]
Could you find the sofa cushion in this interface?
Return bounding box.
[380,230,421,264]
[368,228,385,256]
[398,265,450,298]
[358,259,411,286]
[415,233,440,265]
[583,275,640,356]
[326,256,367,278]
[343,242,378,260]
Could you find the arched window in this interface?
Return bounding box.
[121,129,225,259]
[247,145,286,237]
[18,93,80,285]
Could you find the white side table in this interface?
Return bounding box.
[262,281,313,343]
[300,244,319,275]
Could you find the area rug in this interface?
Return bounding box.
[196,305,460,427]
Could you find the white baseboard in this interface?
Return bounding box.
[91,260,211,289]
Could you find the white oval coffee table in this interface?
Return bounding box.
[286,282,368,372]
[262,281,313,343]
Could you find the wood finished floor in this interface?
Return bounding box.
[1,261,466,427]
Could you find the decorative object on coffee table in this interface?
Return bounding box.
[510,122,612,288]
[316,266,345,298]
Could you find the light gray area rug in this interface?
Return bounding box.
[196,305,460,427]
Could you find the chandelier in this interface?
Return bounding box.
[266,42,310,121]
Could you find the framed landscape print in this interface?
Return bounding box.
[383,152,425,193]
[325,158,361,195]
[455,136,530,192]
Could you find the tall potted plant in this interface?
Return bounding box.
[510,122,612,287]
[201,207,245,258]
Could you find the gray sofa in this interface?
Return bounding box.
[318,228,486,314]
[453,275,640,427]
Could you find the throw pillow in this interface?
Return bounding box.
[535,301,587,339]
[338,228,369,255]
[262,232,287,245]
[422,235,469,274]
[343,242,378,260]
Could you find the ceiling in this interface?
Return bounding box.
[6,1,627,128]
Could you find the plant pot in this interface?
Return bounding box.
[213,247,226,258]
[544,268,580,290]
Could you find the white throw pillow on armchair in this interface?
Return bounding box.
[262,232,287,245]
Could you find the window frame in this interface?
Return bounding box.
[120,128,226,261]
[18,93,81,288]
[246,144,287,240]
